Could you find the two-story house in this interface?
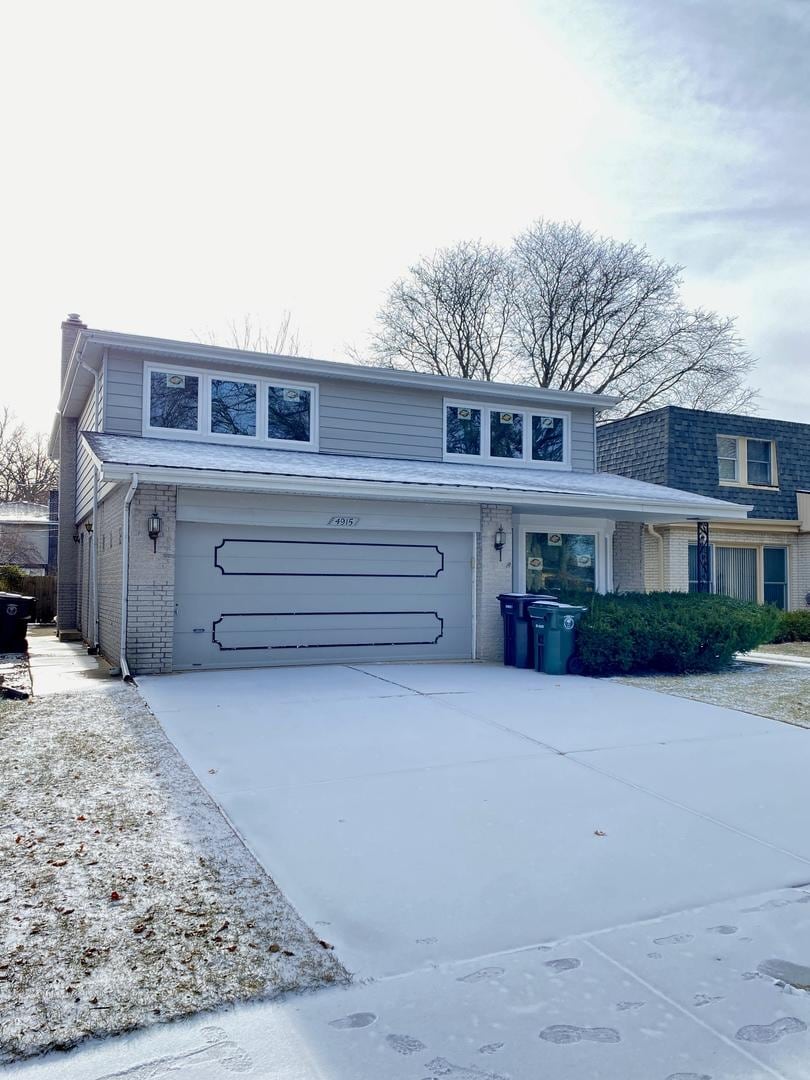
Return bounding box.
[598,406,810,610]
[51,316,750,676]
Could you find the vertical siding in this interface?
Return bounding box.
[103,350,144,434]
[75,389,99,521]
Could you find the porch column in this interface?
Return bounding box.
[696,520,711,593]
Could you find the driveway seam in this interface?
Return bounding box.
[565,752,810,869]
[584,938,791,1080]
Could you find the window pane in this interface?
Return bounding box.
[526,532,596,595]
[688,542,714,592]
[718,459,737,480]
[746,440,772,485]
[763,583,787,609]
[717,436,737,458]
[531,415,564,462]
[489,410,523,458]
[150,371,199,430]
[446,405,481,455]
[267,386,311,442]
[714,546,757,602]
[211,379,256,436]
[763,546,787,609]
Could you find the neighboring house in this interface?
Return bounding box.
[51,315,749,675]
[0,501,55,575]
[598,406,810,611]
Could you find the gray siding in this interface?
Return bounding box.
[104,350,144,434]
[318,379,444,460]
[99,349,598,470]
[75,388,99,521]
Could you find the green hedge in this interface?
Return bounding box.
[574,592,781,676]
[772,610,810,643]
[0,565,26,593]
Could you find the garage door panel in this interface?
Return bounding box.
[173,522,473,669]
[214,538,446,578]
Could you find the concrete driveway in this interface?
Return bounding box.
[16,662,810,1080]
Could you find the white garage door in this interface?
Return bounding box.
[173,522,474,669]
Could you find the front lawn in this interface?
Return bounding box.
[0,684,347,1063]
[618,660,810,728]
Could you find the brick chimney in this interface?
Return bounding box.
[61,312,86,385]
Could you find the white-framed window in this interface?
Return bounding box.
[443,400,571,469]
[143,363,318,450]
[717,435,777,488]
[514,515,614,595]
[688,542,788,609]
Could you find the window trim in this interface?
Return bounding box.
[717,434,778,490]
[143,362,319,450]
[515,515,614,593]
[443,399,571,469]
[688,539,790,608]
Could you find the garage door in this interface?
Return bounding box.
[173,522,474,669]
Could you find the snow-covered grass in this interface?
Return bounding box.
[618,660,810,728]
[755,641,810,659]
[0,683,347,1064]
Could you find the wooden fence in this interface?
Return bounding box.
[23,575,57,623]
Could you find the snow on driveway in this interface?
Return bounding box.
[14,661,810,1079]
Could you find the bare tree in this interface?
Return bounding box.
[0,525,41,567]
[0,410,58,505]
[365,222,757,416]
[196,312,301,356]
[509,220,756,417]
[367,240,515,382]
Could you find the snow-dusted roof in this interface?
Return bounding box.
[82,432,751,521]
[0,501,52,524]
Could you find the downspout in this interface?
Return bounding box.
[119,473,139,682]
[645,524,665,592]
[79,361,101,652]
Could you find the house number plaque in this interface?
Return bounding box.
[327,516,360,527]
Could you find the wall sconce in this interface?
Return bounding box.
[147,508,162,553]
[84,521,93,535]
[494,525,506,562]
[72,531,81,544]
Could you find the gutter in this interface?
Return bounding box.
[93,460,755,522]
[119,473,139,682]
[645,524,665,591]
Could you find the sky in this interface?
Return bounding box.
[2,0,808,436]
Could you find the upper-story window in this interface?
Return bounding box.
[444,400,570,468]
[717,435,776,488]
[145,363,318,450]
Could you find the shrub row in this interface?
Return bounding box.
[771,609,810,643]
[573,591,781,677]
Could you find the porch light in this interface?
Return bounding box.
[84,521,93,535]
[147,508,162,553]
[494,525,506,562]
[72,531,81,543]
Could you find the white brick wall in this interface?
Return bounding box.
[125,484,177,675]
[793,531,810,611]
[475,504,513,661]
[612,522,645,593]
[96,487,125,663]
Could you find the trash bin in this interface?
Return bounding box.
[0,592,35,652]
[498,593,558,668]
[528,601,587,675]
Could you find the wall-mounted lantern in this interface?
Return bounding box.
[494,525,506,562]
[147,508,162,553]
[72,531,81,544]
[84,521,93,535]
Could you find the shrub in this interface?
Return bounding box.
[772,610,810,643]
[0,564,27,593]
[574,591,781,677]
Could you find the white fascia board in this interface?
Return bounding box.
[73,330,620,410]
[96,461,752,521]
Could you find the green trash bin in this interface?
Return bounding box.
[528,602,587,675]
